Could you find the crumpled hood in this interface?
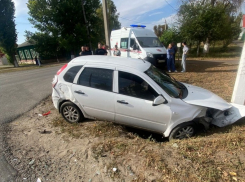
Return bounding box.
[182,83,231,111]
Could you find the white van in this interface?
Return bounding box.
[110,25,167,66]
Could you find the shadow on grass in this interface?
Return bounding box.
[198,117,245,137]
[185,60,238,73]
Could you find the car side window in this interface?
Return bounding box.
[120,38,128,49]
[118,71,158,101]
[63,66,83,83]
[78,68,113,92]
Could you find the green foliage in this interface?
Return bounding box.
[159,28,181,47]
[96,0,121,44]
[178,2,242,48]
[26,0,120,58]
[0,0,18,67]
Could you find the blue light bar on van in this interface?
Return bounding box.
[130,24,146,28]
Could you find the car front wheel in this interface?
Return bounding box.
[60,102,83,123]
[169,123,195,140]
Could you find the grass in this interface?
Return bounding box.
[187,42,243,58]
[51,59,245,181]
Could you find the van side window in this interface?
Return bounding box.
[63,66,83,83]
[118,71,158,101]
[78,68,113,92]
[130,38,135,47]
[120,38,128,49]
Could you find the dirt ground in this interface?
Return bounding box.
[3,59,245,182]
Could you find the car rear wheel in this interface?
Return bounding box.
[169,123,195,140]
[60,102,83,123]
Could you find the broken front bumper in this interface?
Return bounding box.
[211,103,245,127]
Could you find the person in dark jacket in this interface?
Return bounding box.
[85,46,92,55]
[171,42,177,64]
[79,46,86,56]
[167,44,177,72]
[95,42,107,55]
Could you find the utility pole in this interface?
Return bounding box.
[102,0,111,55]
[81,0,92,52]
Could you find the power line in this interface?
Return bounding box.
[164,0,179,11]
[119,16,157,26]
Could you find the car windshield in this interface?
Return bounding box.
[136,37,163,48]
[145,66,181,98]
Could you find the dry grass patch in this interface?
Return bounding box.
[173,60,238,101]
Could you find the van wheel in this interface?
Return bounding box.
[169,123,195,140]
[60,102,84,123]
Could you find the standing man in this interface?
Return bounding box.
[85,46,92,55]
[181,42,189,72]
[79,46,86,56]
[171,42,177,64]
[167,44,177,72]
[95,42,107,55]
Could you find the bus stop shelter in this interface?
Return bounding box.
[17,41,38,61]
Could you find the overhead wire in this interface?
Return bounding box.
[164,0,179,11]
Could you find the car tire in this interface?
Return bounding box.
[169,122,195,140]
[60,102,84,123]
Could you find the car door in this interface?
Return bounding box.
[115,70,172,133]
[72,66,116,121]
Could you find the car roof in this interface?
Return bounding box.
[70,55,151,72]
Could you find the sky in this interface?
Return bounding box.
[13,0,245,44]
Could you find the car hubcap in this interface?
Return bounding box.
[175,126,194,139]
[63,106,79,122]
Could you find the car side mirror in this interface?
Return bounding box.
[153,95,167,106]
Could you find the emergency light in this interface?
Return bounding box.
[130,24,146,28]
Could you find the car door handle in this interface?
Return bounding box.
[74,90,85,94]
[117,100,128,104]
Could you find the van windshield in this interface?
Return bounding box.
[145,66,181,98]
[137,37,163,48]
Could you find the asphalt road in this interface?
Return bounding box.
[0,64,64,181]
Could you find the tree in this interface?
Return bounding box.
[153,24,168,38]
[178,2,241,56]
[0,0,19,67]
[159,28,181,47]
[27,0,121,57]
[182,0,243,11]
[96,0,121,44]
[28,0,100,55]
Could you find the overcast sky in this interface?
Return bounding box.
[13,0,245,44]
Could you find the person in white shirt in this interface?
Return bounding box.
[113,45,121,56]
[181,42,189,72]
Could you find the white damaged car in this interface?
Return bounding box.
[52,56,245,140]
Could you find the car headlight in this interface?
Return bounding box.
[146,52,153,58]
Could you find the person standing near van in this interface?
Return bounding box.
[95,42,107,55]
[171,42,177,64]
[181,42,189,72]
[85,46,92,55]
[79,46,86,56]
[167,44,177,72]
[113,45,121,56]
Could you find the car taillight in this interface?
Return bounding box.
[57,63,68,75]
[52,75,58,88]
